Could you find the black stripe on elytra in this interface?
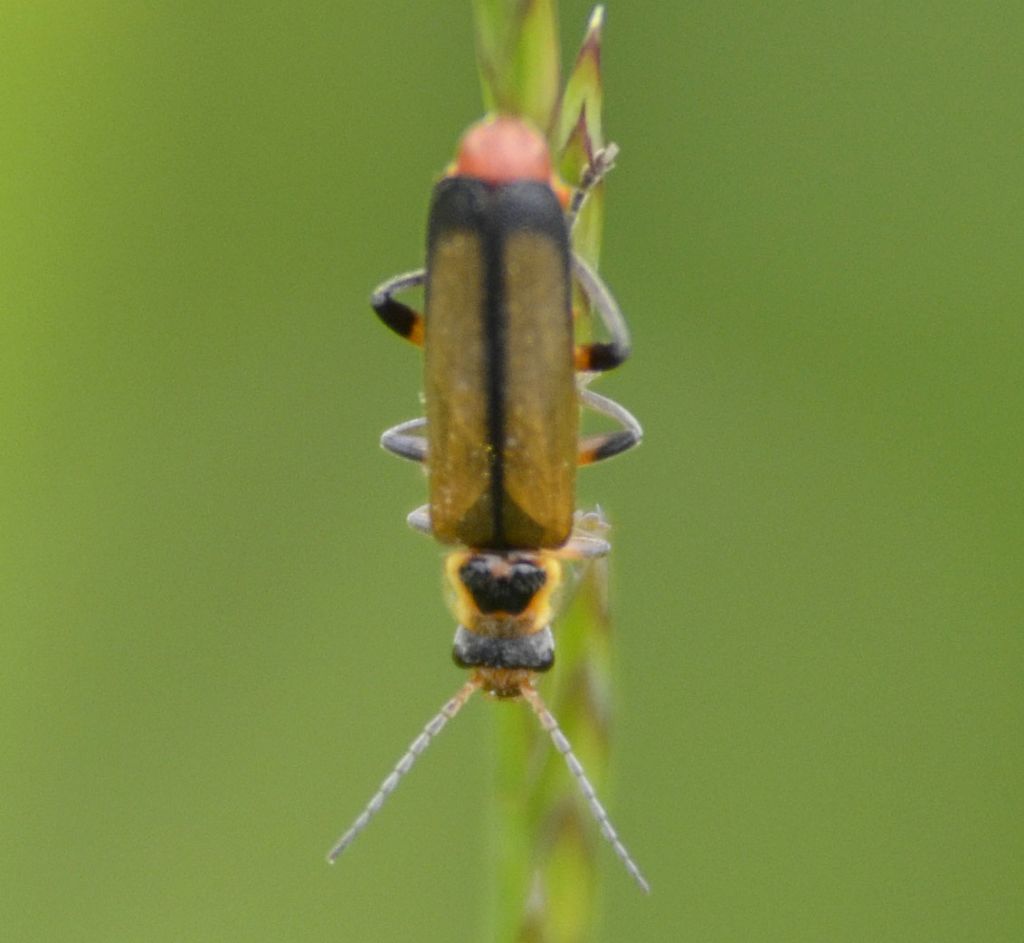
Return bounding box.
[482,201,508,545]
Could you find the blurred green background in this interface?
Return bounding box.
[2,2,1021,940]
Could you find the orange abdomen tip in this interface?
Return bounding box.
[455,116,552,185]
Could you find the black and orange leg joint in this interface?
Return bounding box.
[574,341,630,373]
[570,256,632,373]
[373,296,425,347]
[370,269,427,347]
[578,429,638,466]
[576,387,643,466]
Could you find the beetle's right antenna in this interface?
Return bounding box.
[567,142,619,228]
[326,677,480,862]
[520,681,651,893]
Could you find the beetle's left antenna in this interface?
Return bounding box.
[520,681,651,893]
[326,678,481,862]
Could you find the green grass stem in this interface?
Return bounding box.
[472,4,625,940]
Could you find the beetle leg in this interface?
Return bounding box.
[381,417,428,463]
[371,269,427,346]
[577,388,643,466]
[556,533,611,559]
[406,504,433,538]
[552,508,612,560]
[571,254,631,373]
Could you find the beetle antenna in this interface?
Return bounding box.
[520,681,651,893]
[567,142,620,228]
[326,677,480,862]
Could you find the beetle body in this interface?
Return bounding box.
[370,114,641,692]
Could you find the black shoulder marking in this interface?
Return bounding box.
[493,180,569,245]
[427,176,490,243]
